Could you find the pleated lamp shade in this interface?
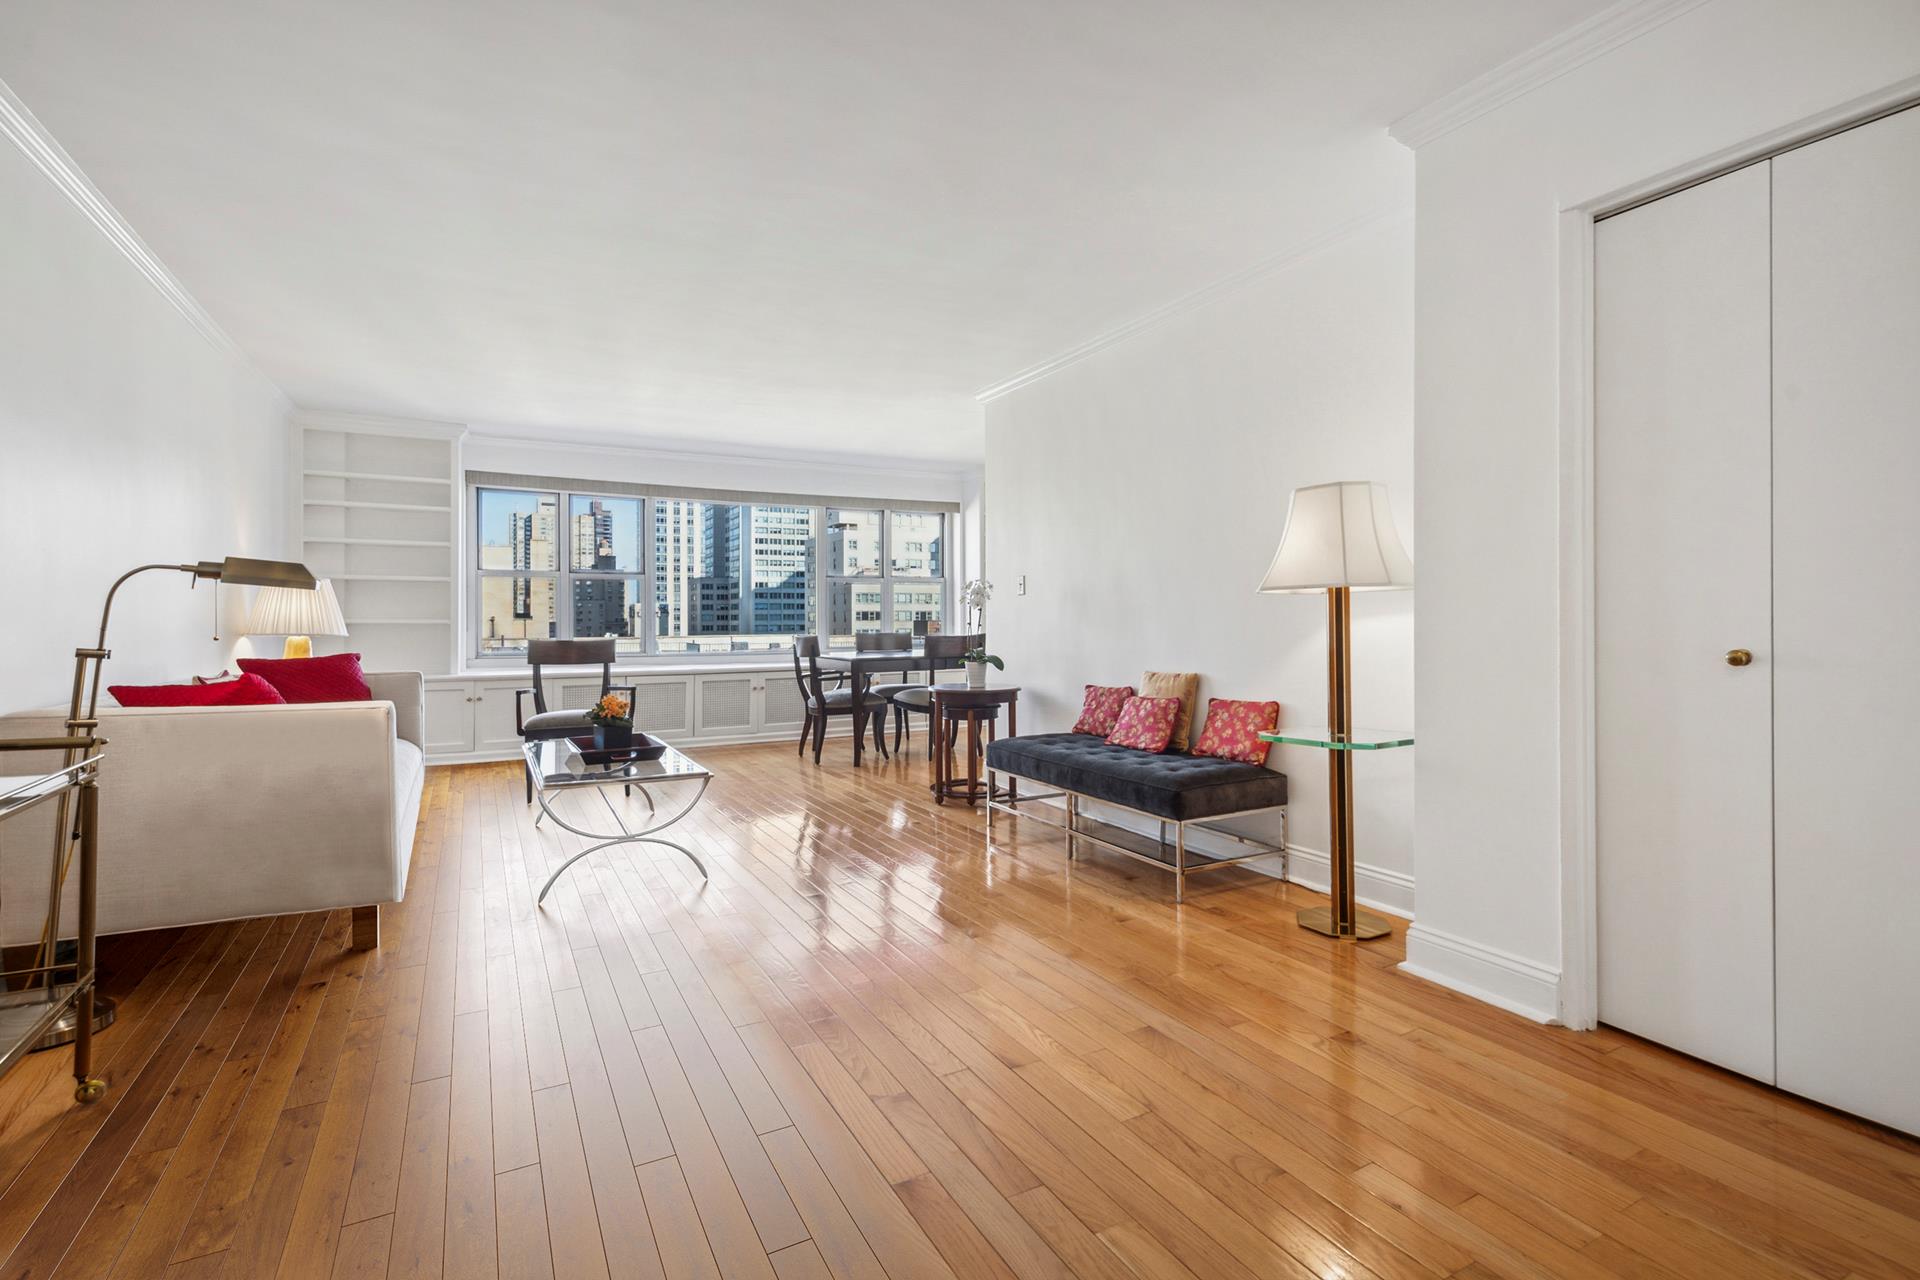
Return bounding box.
[245,579,347,637]
[1257,481,1414,593]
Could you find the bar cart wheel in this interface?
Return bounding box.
[75,1077,105,1104]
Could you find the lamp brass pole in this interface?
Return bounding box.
[30,556,314,1050]
[1295,586,1392,941]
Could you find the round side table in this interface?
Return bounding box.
[929,683,1020,806]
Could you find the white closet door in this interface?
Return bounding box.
[1772,105,1920,1135]
[1594,161,1775,1081]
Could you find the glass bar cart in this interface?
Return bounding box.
[0,739,107,1103]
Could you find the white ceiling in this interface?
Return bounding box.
[1,0,1608,466]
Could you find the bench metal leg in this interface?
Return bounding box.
[1174,822,1186,904]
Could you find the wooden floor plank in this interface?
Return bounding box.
[530,1085,609,1280]
[0,752,1913,1280]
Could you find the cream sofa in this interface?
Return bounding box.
[0,671,423,950]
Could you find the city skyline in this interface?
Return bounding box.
[480,490,924,654]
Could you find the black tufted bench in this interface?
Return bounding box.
[983,732,1288,902]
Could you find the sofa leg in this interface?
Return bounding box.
[351,904,380,951]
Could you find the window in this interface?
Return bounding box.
[827,507,948,648]
[473,487,945,660]
[567,494,644,655]
[476,489,558,656]
[889,511,943,578]
[654,500,817,654]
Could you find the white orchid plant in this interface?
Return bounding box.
[961,578,993,620]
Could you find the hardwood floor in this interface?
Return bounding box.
[1,743,1917,1279]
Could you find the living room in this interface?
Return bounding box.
[2,2,1918,1277]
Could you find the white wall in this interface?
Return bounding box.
[1410,0,1920,1019]
[0,116,290,713]
[984,215,1414,909]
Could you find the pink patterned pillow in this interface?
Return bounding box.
[1105,695,1180,753]
[1072,684,1135,736]
[1191,698,1281,765]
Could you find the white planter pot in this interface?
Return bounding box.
[965,661,987,689]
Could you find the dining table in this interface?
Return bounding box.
[813,644,965,766]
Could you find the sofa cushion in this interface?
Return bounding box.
[110,673,286,708]
[1191,698,1281,765]
[523,709,592,734]
[238,652,372,703]
[1105,695,1179,753]
[1140,671,1201,751]
[986,732,1287,822]
[1071,685,1135,736]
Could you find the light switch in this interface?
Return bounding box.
[1017,575,1027,596]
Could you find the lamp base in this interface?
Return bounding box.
[1296,906,1393,941]
[282,635,313,659]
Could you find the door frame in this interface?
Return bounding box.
[1555,79,1920,1030]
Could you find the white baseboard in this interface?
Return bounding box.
[1400,924,1561,1023]
[1276,844,1416,920]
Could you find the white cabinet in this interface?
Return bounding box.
[424,666,814,761]
[696,674,756,737]
[631,677,693,738]
[424,682,476,755]
[761,673,806,732]
[472,682,528,756]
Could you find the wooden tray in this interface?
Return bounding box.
[568,732,668,765]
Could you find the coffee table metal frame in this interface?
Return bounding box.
[524,738,712,904]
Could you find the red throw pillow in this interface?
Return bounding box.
[1191,697,1281,765]
[1072,684,1135,735]
[1105,695,1180,753]
[237,652,373,703]
[110,673,287,708]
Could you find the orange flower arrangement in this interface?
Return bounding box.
[588,692,631,725]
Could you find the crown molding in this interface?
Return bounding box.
[0,76,243,359]
[975,206,1410,404]
[464,426,979,483]
[1387,0,1714,150]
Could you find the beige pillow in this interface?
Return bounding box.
[1140,671,1201,751]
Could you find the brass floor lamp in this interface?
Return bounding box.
[1257,482,1413,941]
[26,556,314,1049]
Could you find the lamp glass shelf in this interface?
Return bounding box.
[1258,728,1414,751]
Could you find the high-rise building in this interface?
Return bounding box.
[569,499,629,638]
[652,499,705,639]
[682,504,814,639]
[508,496,557,633]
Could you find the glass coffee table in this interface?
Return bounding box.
[525,737,713,904]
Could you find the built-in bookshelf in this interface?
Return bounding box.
[295,413,465,676]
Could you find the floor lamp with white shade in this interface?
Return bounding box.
[1257,481,1413,940]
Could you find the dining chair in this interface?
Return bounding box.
[516,638,636,802]
[855,630,913,713]
[792,637,890,764]
[887,632,980,757]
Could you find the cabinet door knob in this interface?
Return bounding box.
[1725,648,1753,667]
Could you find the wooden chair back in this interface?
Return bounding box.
[791,636,829,707]
[525,637,616,716]
[923,632,980,683]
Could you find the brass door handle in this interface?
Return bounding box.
[1725,649,1753,667]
